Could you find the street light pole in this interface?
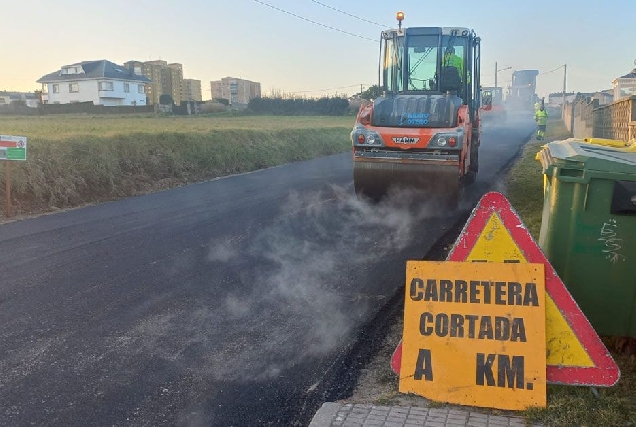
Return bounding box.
[495,62,498,88]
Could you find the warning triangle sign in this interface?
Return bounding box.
[392,192,620,387]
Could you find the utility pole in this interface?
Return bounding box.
[562,63,567,106]
[495,62,498,88]
[360,83,363,97]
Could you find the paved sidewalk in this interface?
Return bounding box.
[309,403,542,427]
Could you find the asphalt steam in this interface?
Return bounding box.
[204,186,439,381]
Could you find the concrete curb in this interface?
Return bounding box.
[309,403,544,427]
[309,402,344,427]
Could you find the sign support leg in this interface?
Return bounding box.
[5,160,10,218]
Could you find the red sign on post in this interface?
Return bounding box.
[0,135,27,218]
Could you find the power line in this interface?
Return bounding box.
[308,0,387,27]
[539,65,565,76]
[252,0,376,42]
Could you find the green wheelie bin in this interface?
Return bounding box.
[537,138,636,337]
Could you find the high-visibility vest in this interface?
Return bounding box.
[443,54,472,84]
[535,109,548,125]
[444,54,464,76]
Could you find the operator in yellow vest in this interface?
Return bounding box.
[534,104,548,140]
[442,46,470,97]
[443,47,464,78]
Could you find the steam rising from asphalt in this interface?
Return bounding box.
[107,185,440,392]
[200,185,437,381]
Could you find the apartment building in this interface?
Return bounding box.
[210,77,261,105]
[124,60,183,105]
[166,63,183,104]
[182,79,202,102]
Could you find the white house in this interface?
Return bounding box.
[613,66,636,101]
[0,92,12,105]
[37,60,151,106]
[591,90,614,106]
[547,92,577,107]
[0,91,40,107]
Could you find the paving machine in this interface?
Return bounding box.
[480,86,506,122]
[506,69,539,111]
[351,12,481,203]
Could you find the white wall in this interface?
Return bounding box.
[98,80,147,106]
[45,80,99,104]
[43,79,147,105]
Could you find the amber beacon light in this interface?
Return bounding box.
[396,11,405,30]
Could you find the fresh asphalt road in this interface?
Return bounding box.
[0,115,535,426]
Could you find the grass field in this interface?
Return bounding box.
[505,119,636,426]
[0,114,354,139]
[0,115,354,217]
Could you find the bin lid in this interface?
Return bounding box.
[544,138,636,175]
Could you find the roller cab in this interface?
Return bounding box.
[352,18,481,203]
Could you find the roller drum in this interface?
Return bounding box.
[353,160,461,204]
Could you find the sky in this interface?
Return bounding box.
[2,0,635,99]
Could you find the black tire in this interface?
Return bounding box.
[462,170,476,186]
[469,140,479,174]
[461,140,479,186]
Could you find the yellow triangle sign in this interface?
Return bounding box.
[392,192,619,386]
[467,213,593,368]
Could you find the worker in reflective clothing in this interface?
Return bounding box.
[442,47,470,96]
[534,104,548,140]
[443,47,464,78]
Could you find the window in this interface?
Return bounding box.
[53,84,59,93]
[0,98,5,104]
[382,35,404,93]
[124,83,130,93]
[405,35,440,91]
[138,84,144,94]
[98,81,113,91]
[69,83,79,93]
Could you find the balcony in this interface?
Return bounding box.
[98,90,126,99]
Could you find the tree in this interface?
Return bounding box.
[360,85,381,100]
[214,97,230,106]
[159,94,174,105]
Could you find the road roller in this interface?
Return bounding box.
[480,86,506,124]
[351,12,482,204]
